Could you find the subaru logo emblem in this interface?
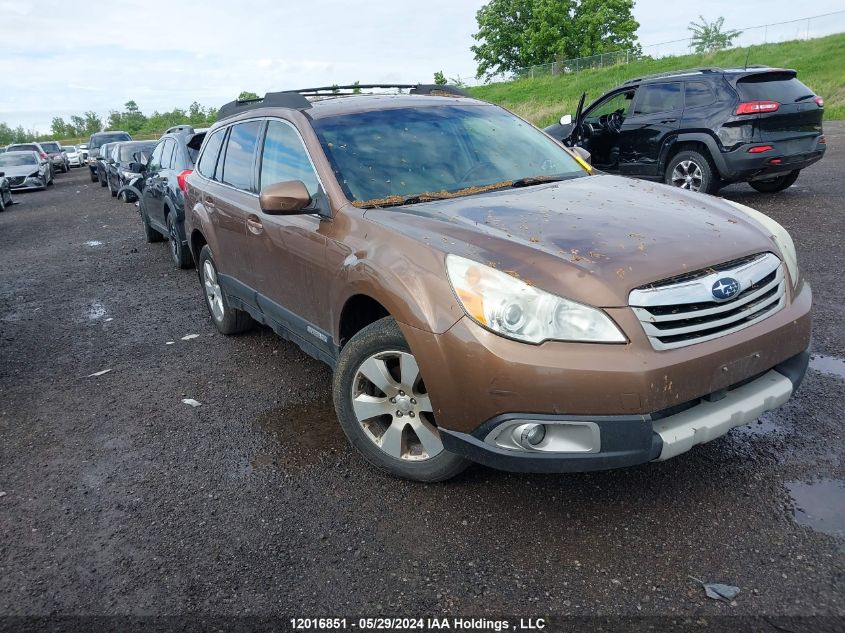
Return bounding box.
[712,277,740,301]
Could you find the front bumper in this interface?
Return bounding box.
[720,137,826,181]
[400,279,812,472]
[439,351,808,473]
[8,176,46,190]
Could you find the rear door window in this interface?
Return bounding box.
[148,142,165,172]
[160,139,176,170]
[685,82,716,108]
[632,83,683,116]
[737,75,815,103]
[221,120,263,191]
[197,128,225,180]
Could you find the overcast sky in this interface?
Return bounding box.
[1,0,843,133]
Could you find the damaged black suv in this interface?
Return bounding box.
[544,66,826,194]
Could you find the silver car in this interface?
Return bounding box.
[0,151,52,190]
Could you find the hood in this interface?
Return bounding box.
[1,164,41,177]
[363,174,780,307]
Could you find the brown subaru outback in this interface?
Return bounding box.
[184,85,811,482]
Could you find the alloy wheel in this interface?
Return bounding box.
[169,221,180,261]
[671,160,703,191]
[350,350,443,461]
[202,260,225,322]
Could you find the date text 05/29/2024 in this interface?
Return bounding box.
[290,617,547,631]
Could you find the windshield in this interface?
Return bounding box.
[0,154,37,166]
[65,145,77,152]
[119,142,155,161]
[90,133,131,150]
[41,142,60,152]
[312,104,587,206]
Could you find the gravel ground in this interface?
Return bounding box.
[0,127,843,626]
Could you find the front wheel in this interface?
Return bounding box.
[333,317,469,482]
[665,150,718,194]
[140,202,164,243]
[749,170,800,193]
[90,170,98,183]
[197,245,253,334]
[99,172,107,187]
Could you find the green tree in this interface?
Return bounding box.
[471,0,640,78]
[83,111,103,135]
[238,91,260,101]
[688,16,742,53]
[51,117,69,138]
[352,80,362,94]
[433,71,447,85]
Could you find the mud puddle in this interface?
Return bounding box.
[787,479,845,540]
[809,354,845,380]
[251,400,346,469]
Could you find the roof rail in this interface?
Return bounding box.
[164,124,195,135]
[622,67,726,84]
[294,83,469,97]
[216,84,469,121]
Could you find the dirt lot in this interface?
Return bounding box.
[1,126,843,626]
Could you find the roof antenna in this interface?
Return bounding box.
[744,46,751,71]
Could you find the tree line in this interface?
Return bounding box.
[0,100,222,146]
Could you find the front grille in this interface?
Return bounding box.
[629,252,786,350]
[8,176,25,186]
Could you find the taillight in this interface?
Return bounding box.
[736,101,779,115]
[39,152,47,159]
[747,145,774,153]
[819,136,826,145]
[814,96,824,107]
[177,169,193,193]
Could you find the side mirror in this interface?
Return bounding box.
[0,172,4,177]
[572,146,591,165]
[560,114,573,126]
[259,180,312,215]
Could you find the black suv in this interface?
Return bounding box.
[135,126,206,268]
[544,66,826,194]
[87,131,132,182]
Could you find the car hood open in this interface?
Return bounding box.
[363,174,781,307]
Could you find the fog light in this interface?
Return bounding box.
[520,423,546,446]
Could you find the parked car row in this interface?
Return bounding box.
[86,73,817,482]
[0,137,87,208]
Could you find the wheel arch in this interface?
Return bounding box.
[659,132,727,178]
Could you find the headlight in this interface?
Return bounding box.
[121,170,137,179]
[445,254,626,344]
[724,200,798,287]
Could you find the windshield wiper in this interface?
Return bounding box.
[510,175,568,188]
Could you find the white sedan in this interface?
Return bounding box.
[62,145,82,167]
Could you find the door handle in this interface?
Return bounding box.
[205,197,216,209]
[246,215,264,235]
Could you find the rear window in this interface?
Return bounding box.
[90,133,131,150]
[41,142,60,152]
[737,74,815,103]
[8,144,38,152]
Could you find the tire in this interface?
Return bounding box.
[91,170,98,183]
[197,245,253,334]
[0,192,5,212]
[665,150,719,194]
[99,171,107,187]
[139,202,164,243]
[108,178,117,197]
[749,170,800,193]
[333,317,470,482]
[167,212,193,269]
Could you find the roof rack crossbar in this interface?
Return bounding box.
[216,91,313,121]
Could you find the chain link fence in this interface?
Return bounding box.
[457,10,845,86]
